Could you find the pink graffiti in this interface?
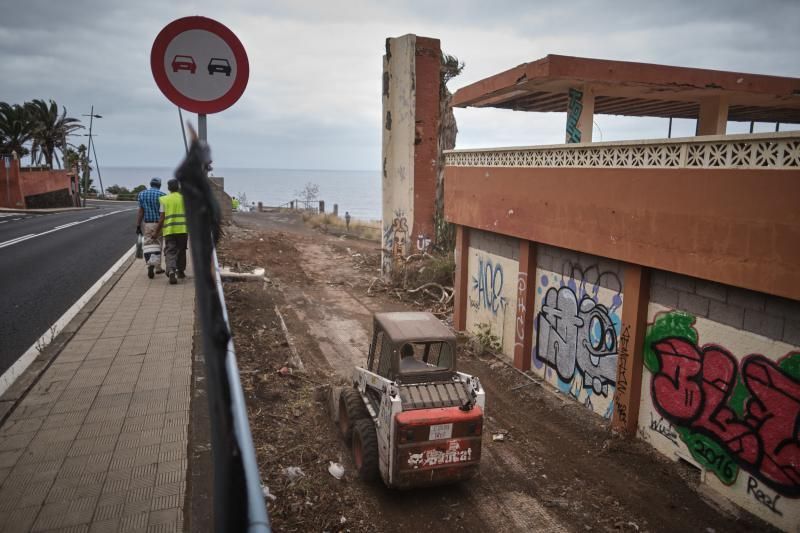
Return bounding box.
[652,338,800,496]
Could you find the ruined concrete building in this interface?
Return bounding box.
[383,45,800,530]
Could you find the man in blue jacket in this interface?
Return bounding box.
[136,177,166,279]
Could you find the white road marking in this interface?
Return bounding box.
[11,218,21,221]
[0,221,7,224]
[0,208,135,250]
[0,244,136,396]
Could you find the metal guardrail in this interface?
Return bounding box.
[444,131,800,169]
[176,138,271,532]
[275,199,322,213]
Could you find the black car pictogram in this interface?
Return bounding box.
[208,58,232,76]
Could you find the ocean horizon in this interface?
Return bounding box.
[100,166,382,220]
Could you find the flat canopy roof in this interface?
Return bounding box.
[452,55,800,123]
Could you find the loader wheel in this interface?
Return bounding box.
[352,419,379,481]
[338,388,369,444]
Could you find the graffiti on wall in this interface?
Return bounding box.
[382,210,409,273]
[514,272,528,352]
[536,264,622,401]
[566,88,583,143]
[469,256,507,315]
[645,311,800,498]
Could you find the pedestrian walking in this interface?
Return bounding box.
[345,211,351,232]
[155,178,188,285]
[136,177,166,279]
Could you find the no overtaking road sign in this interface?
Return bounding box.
[151,16,249,114]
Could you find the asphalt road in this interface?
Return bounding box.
[0,200,138,377]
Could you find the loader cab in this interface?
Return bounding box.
[367,312,457,384]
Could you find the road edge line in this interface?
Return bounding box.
[0,244,136,399]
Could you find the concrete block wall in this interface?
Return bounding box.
[531,244,624,419]
[650,270,800,345]
[465,229,520,359]
[641,270,800,530]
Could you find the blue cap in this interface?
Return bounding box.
[150,177,162,188]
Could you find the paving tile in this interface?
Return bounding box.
[0,449,24,469]
[119,511,148,532]
[0,504,41,533]
[0,416,45,436]
[0,431,37,452]
[0,262,194,530]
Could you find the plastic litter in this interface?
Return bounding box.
[492,433,505,442]
[283,466,305,482]
[328,461,345,480]
[261,485,277,501]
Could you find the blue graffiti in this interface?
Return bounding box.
[471,257,506,314]
[566,88,583,143]
[534,263,623,399]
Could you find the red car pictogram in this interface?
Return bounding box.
[171,55,196,74]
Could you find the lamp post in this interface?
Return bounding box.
[81,107,102,206]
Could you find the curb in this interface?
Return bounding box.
[0,252,136,424]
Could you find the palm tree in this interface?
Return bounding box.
[0,102,34,158]
[26,99,82,168]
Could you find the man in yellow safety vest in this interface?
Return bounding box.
[155,178,188,285]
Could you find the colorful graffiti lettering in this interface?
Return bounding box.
[471,256,506,315]
[566,88,583,143]
[535,264,621,397]
[646,311,800,497]
[382,210,408,274]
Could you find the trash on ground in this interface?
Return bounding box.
[261,484,277,501]
[328,461,345,480]
[283,466,305,482]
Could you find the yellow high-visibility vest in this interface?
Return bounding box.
[159,192,187,236]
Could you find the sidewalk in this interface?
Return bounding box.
[0,258,195,532]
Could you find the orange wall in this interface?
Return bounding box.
[0,159,24,208]
[19,169,72,198]
[444,166,800,301]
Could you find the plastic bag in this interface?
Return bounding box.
[135,234,144,259]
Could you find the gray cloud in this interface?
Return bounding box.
[1,0,797,169]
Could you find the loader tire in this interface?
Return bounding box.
[339,388,369,444]
[352,419,379,481]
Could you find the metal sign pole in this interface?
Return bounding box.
[198,114,207,142]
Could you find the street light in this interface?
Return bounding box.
[81,107,102,205]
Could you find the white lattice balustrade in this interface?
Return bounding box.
[445,132,800,169]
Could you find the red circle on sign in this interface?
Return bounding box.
[151,16,249,114]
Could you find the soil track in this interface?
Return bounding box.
[218,210,775,533]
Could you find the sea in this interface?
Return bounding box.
[100,167,382,221]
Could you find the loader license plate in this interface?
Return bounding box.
[429,423,453,440]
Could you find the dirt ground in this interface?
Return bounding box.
[217,210,776,533]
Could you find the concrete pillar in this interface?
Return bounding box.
[333,204,338,217]
[319,200,325,213]
[697,95,729,135]
[381,34,441,276]
[611,264,651,436]
[453,225,470,331]
[565,86,595,143]
[257,202,263,212]
[513,241,536,371]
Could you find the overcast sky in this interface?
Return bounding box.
[1,0,798,170]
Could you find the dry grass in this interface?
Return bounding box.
[302,212,381,241]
